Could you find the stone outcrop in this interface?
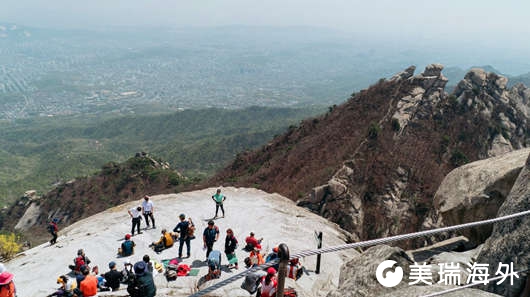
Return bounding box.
[326,245,414,297]
[454,69,529,157]
[326,244,500,297]
[392,64,448,134]
[433,148,530,244]
[477,153,530,296]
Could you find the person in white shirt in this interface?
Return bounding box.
[142,195,155,229]
[128,206,142,236]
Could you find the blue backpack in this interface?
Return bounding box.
[122,240,134,256]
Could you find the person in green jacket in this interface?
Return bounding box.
[211,188,226,218]
[128,261,156,297]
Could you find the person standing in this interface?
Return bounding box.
[224,228,239,269]
[47,218,59,245]
[202,220,219,259]
[141,195,155,229]
[173,213,192,258]
[128,206,142,236]
[211,188,226,218]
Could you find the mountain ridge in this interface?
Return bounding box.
[207,64,530,248]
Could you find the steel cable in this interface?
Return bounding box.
[189,209,530,297]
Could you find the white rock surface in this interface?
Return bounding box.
[6,187,352,297]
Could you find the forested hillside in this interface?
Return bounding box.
[0,106,322,205]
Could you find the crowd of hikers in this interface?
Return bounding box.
[31,189,303,297]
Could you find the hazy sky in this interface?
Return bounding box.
[2,0,529,40]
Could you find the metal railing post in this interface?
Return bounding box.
[276,243,290,297]
[316,231,322,274]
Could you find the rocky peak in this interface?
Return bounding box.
[390,65,416,82]
[392,64,448,134]
[454,68,509,103]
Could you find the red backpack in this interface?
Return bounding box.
[75,256,85,271]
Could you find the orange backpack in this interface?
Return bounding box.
[0,281,15,297]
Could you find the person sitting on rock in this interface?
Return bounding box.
[102,261,122,291]
[47,275,76,297]
[119,234,136,257]
[243,232,262,252]
[127,262,156,297]
[287,258,303,280]
[265,246,279,270]
[247,247,264,268]
[79,266,98,297]
[142,255,154,274]
[69,249,91,274]
[150,229,174,253]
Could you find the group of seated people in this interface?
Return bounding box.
[55,229,301,296]
[57,249,158,297]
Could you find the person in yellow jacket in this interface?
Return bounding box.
[151,229,174,253]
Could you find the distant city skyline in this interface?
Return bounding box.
[2,0,529,44]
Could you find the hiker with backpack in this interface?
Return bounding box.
[203,220,219,259]
[119,234,136,257]
[47,218,59,245]
[211,188,226,218]
[128,206,143,236]
[127,261,156,297]
[47,275,76,297]
[69,249,91,274]
[141,195,156,229]
[173,213,193,258]
[0,264,16,297]
[150,229,173,253]
[224,228,239,269]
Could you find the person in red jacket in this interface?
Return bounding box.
[244,232,262,251]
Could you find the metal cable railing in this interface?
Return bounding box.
[189,209,530,297]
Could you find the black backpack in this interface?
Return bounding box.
[127,276,146,297]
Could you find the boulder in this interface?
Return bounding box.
[477,153,530,296]
[434,148,530,244]
[326,245,413,297]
